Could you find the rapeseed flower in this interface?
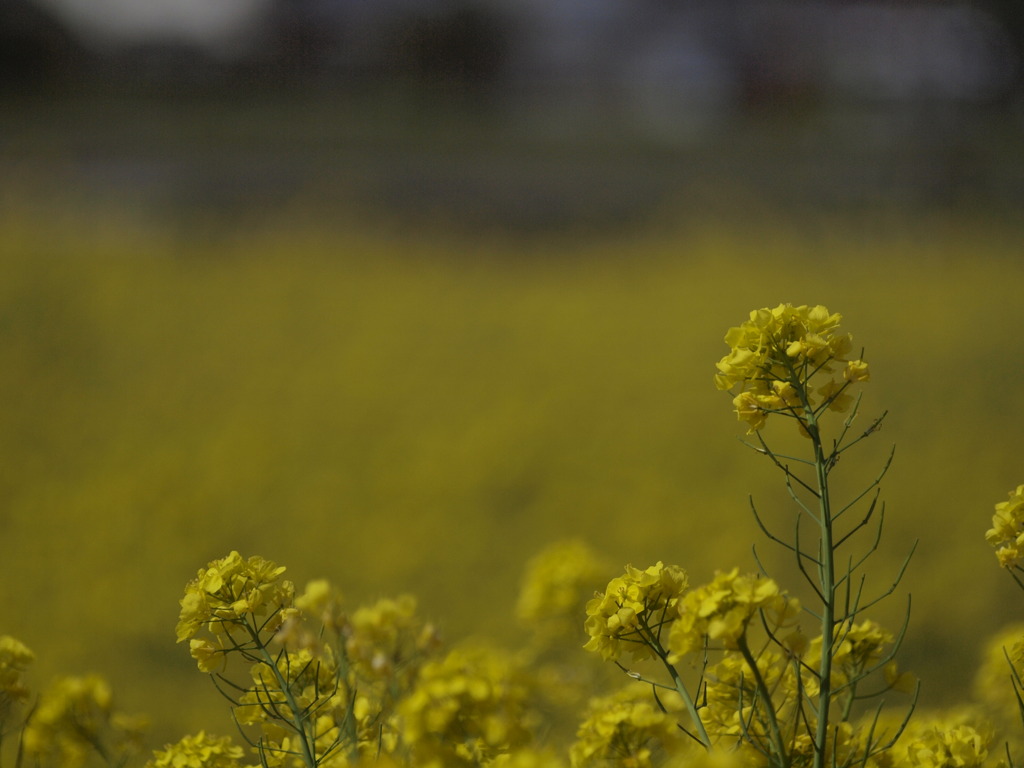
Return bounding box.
[346,594,441,686]
[0,635,34,725]
[667,569,797,660]
[702,650,792,748]
[570,684,685,768]
[295,578,345,631]
[788,722,863,768]
[188,637,226,674]
[518,540,607,637]
[22,675,147,768]
[145,731,247,768]
[715,304,867,432]
[882,711,992,768]
[904,724,989,768]
[236,646,340,728]
[972,623,1024,743]
[986,484,1024,571]
[583,562,689,662]
[797,619,905,698]
[399,643,536,768]
[176,551,295,644]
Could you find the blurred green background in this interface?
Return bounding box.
[3,0,1024,752]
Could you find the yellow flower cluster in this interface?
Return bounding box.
[701,623,909,762]
[399,643,536,768]
[0,635,34,723]
[174,553,502,767]
[569,684,684,768]
[985,484,1024,570]
[346,594,442,686]
[581,560,921,767]
[176,551,295,645]
[789,722,863,768]
[880,711,991,768]
[145,731,247,768]
[799,619,912,698]
[702,650,789,746]
[517,540,607,635]
[714,304,868,431]
[903,724,990,768]
[583,562,689,662]
[22,675,147,768]
[668,569,798,659]
[237,646,339,727]
[295,578,346,632]
[972,622,1024,741]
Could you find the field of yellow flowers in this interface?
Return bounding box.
[1,198,1022,762]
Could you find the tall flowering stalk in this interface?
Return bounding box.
[715,304,914,768]
[581,305,914,768]
[176,551,346,768]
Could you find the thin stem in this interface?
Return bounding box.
[804,407,836,768]
[737,635,790,768]
[662,656,712,748]
[246,622,319,768]
[643,624,713,748]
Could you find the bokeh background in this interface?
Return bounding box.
[3,0,1024,751]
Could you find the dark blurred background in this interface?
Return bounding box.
[2,0,1023,231]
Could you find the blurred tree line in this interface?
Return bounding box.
[3,0,1021,106]
[3,0,1022,224]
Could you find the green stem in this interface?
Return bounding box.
[806,412,836,768]
[248,623,319,768]
[664,656,713,748]
[646,627,713,748]
[737,636,789,768]
[773,350,838,768]
[839,680,857,722]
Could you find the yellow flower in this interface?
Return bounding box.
[731,392,769,433]
[844,359,871,382]
[23,675,146,768]
[583,562,689,662]
[189,638,225,674]
[817,378,853,413]
[570,684,685,768]
[973,623,1024,733]
[799,619,901,696]
[887,711,992,768]
[517,540,606,634]
[667,569,797,660]
[295,579,342,619]
[986,485,1024,570]
[245,646,338,718]
[145,731,246,768]
[346,594,441,687]
[399,643,536,768]
[176,551,294,642]
[0,635,34,722]
[702,650,790,745]
[716,304,865,431]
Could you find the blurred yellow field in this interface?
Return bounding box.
[0,201,1021,751]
